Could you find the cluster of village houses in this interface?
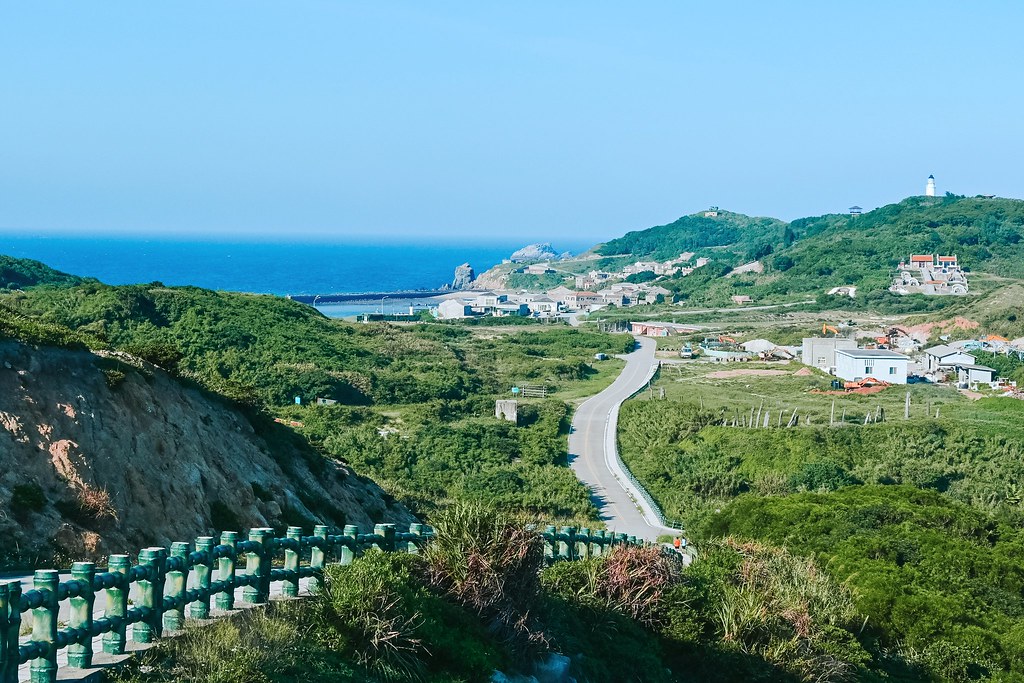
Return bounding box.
[889,253,969,296]
[434,280,676,320]
[632,320,1023,391]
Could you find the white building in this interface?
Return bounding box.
[525,296,558,315]
[926,174,936,197]
[954,363,997,387]
[802,337,858,372]
[436,299,474,319]
[922,345,975,373]
[834,349,909,385]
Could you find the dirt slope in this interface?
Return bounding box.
[0,340,412,567]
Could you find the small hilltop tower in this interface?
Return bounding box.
[926,174,936,197]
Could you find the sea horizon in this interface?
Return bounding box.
[0,234,594,301]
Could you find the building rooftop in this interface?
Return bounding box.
[923,344,961,357]
[835,349,908,360]
[955,363,996,372]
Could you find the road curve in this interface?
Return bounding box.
[569,336,680,541]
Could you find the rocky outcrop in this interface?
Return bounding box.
[0,341,413,567]
[452,263,475,290]
[510,243,560,263]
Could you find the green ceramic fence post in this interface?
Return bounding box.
[310,525,328,593]
[578,528,592,560]
[215,531,239,611]
[164,542,189,632]
[134,547,167,643]
[68,562,96,668]
[30,569,59,683]
[103,554,130,654]
[0,582,13,683]
[407,523,424,553]
[340,525,358,565]
[559,526,575,561]
[243,528,273,604]
[373,523,396,552]
[190,537,215,619]
[3,582,20,683]
[283,527,302,597]
[544,525,556,559]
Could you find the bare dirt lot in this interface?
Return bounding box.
[704,369,791,379]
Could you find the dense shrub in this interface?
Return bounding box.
[11,483,46,517]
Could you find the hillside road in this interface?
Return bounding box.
[568,336,680,541]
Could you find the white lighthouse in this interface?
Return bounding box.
[926,175,936,197]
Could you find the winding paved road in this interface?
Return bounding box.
[568,336,680,541]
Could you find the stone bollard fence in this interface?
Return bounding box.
[0,522,433,683]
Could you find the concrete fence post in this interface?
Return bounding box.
[544,525,557,560]
[578,528,592,560]
[215,531,239,611]
[103,555,130,654]
[68,562,96,668]
[243,528,273,604]
[134,547,167,643]
[407,523,424,553]
[164,542,189,632]
[559,526,575,561]
[0,582,17,683]
[30,569,59,683]
[283,527,302,598]
[373,524,396,552]
[310,525,328,593]
[190,537,215,619]
[340,525,358,565]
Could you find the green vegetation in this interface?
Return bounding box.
[619,358,1024,680]
[11,483,46,518]
[701,486,1024,681]
[1,280,632,521]
[590,196,1024,312]
[115,504,881,683]
[0,254,83,290]
[597,210,789,262]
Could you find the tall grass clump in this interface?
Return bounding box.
[424,502,547,655]
[708,539,870,682]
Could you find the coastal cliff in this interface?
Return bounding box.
[0,340,412,567]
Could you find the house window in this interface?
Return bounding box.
[889,367,897,375]
[864,362,874,374]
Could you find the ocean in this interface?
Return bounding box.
[0,234,591,318]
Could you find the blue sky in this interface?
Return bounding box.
[2,2,1022,241]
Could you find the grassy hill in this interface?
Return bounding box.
[595,209,789,262]
[589,196,1024,310]
[0,278,633,521]
[0,254,83,290]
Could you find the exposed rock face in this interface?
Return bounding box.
[452,263,475,290]
[510,243,559,263]
[0,341,413,566]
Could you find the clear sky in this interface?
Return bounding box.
[2,2,1022,242]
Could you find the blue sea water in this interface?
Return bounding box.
[0,234,591,295]
[0,234,591,317]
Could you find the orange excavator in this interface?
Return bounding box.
[719,335,738,344]
[822,323,841,336]
[844,377,890,391]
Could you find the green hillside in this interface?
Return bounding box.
[1,279,632,520]
[777,195,1024,286]
[0,254,83,290]
[595,210,789,261]
[591,196,1024,309]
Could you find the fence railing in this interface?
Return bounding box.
[0,521,657,683]
[539,525,654,562]
[0,522,433,683]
